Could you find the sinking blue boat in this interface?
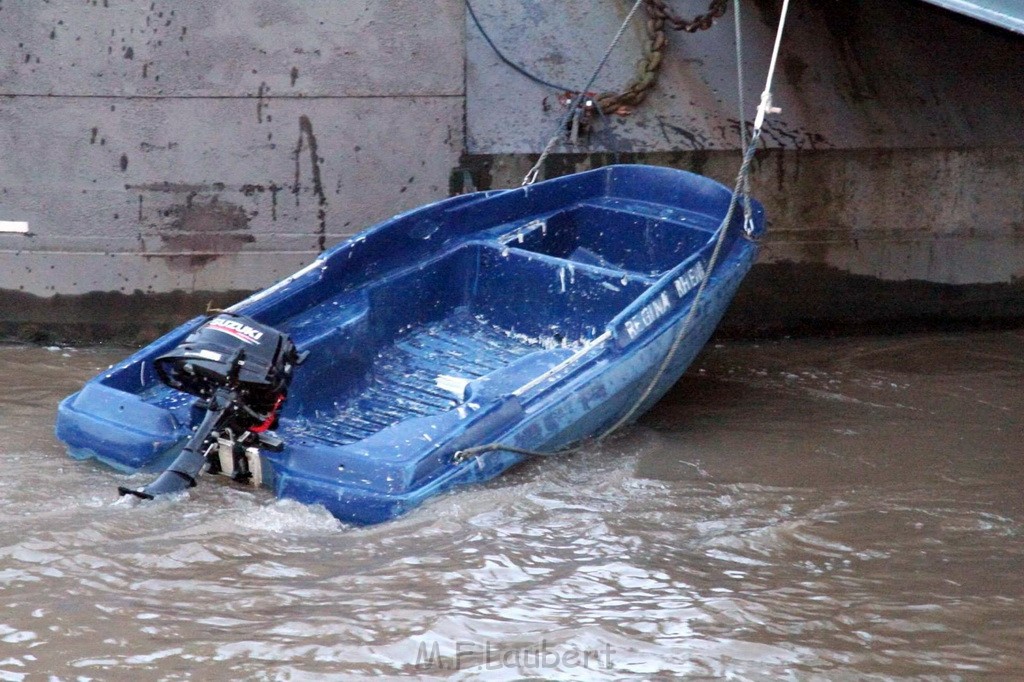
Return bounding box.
[56,165,764,524]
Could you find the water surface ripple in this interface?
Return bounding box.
[0,332,1021,679]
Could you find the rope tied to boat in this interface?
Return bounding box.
[597,0,790,435]
[522,0,647,187]
[733,0,756,240]
[459,0,792,463]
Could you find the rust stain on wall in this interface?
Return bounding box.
[157,196,255,271]
[293,115,328,251]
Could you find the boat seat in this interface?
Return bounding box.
[463,347,576,403]
[489,199,716,278]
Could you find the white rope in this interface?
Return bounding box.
[598,0,791,438]
[523,0,646,186]
[753,0,790,131]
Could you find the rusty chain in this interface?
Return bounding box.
[595,0,727,115]
[646,0,728,32]
[468,0,727,121]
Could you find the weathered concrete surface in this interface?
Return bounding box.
[1,0,1023,342]
[0,0,463,303]
[467,0,1024,153]
[756,148,1024,285]
[0,96,462,294]
[467,146,1024,333]
[1,0,463,97]
[464,0,1024,324]
[0,289,252,345]
[723,262,1024,336]
[470,146,1024,283]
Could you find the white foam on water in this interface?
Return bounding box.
[234,498,344,534]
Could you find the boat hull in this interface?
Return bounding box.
[273,240,756,524]
[56,164,763,524]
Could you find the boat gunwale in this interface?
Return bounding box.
[56,164,766,524]
[272,232,760,513]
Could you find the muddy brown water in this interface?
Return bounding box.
[0,331,1021,680]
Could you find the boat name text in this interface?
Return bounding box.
[624,292,672,340]
[621,261,708,342]
[673,261,707,299]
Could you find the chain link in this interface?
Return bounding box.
[646,0,728,32]
[595,0,727,115]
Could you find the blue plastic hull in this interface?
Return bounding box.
[56,165,764,524]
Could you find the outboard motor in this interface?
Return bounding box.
[118,313,303,500]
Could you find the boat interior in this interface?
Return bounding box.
[273,197,721,445]
[104,192,724,450]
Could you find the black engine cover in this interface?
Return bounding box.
[155,314,298,407]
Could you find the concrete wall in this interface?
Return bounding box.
[0,0,464,340]
[464,0,1024,332]
[468,0,1024,153]
[1,0,1022,342]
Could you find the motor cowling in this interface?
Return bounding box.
[155,313,299,421]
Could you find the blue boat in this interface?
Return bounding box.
[56,164,764,525]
